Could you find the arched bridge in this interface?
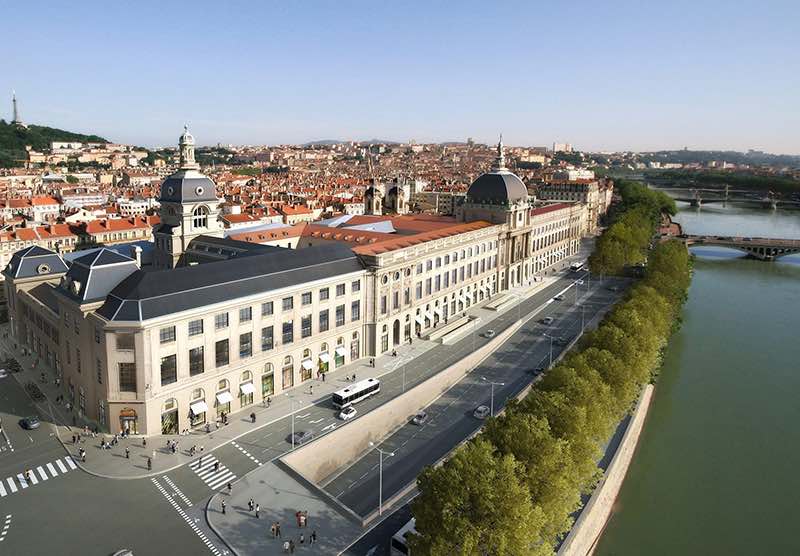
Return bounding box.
[683,235,800,260]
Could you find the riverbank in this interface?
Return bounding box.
[557,384,654,556]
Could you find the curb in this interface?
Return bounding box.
[206,490,241,556]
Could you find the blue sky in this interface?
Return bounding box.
[3,0,798,153]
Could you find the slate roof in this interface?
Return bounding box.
[159,169,218,203]
[3,246,69,280]
[59,248,140,304]
[466,171,528,205]
[97,243,364,322]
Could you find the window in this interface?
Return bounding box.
[160,354,177,386]
[119,363,137,392]
[404,288,411,304]
[336,305,345,327]
[189,346,204,376]
[215,339,229,367]
[435,275,441,292]
[96,359,103,384]
[261,301,273,316]
[261,326,274,351]
[336,283,345,297]
[192,206,208,228]
[351,300,360,321]
[436,257,442,268]
[76,348,81,373]
[380,295,387,314]
[351,279,361,293]
[319,310,329,332]
[239,307,252,323]
[239,332,252,358]
[301,292,312,306]
[425,278,432,295]
[116,333,134,350]
[215,313,229,330]
[160,326,176,344]
[416,282,422,299]
[426,260,432,271]
[188,319,203,336]
[319,288,329,301]
[282,321,294,345]
[282,297,293,311]
[393,291,400,310]
[301,315,312,338]
[416,263,423,274]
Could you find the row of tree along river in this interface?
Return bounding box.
[597,200,800,554]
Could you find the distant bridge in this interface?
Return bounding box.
[682,235,800,260]
[657,186,800,209]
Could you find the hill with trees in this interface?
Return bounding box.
[0,120,108,168]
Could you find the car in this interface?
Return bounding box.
[288,431,313,445]
[540,316,554,325]
[111,551,134,556]
[554,336,568,346]
[483,329,496,338]
[338,406,357,421]
[534,366,545,374]
[411,411,428,425]
[553,294,565,301]
[742,237,753,242]
[576,279,584,285]
[473,405,491,419]
[20,416,40,430]
[607,285,620,292]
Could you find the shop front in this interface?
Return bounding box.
[239,381,255,407]
[119,407,139,435]
[216,390,233,416]
[161,399,178,435]
[261,370,274,399]
[318,351,330,376]
[189,399,208,427]
[301,358,314,382]
[335,345,346,368]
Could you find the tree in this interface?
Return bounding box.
[410,438,545,556]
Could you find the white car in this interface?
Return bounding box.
[473,405,491,419]
[483,329,496,338]
[338,406,357,421]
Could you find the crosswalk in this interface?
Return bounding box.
[0,456,77,497]
[188,455,235,491]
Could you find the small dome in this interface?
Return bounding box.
[466,171,528,205]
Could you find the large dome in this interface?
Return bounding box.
[159,169,218,203]
[466,170,528,205]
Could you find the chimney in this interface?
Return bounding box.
[132,245,142,268]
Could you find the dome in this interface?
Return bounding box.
[179,124,195,146]
[159,169,218,203]
[466,171,528,205]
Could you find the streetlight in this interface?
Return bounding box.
[542,333,554,367]
[481,376,506,417]
[368,442,395,516]
[286,394,303,451]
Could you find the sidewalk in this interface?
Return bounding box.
[0,257,580,480]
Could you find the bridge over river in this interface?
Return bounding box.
[657,186,800,209]
[681,234,800,260]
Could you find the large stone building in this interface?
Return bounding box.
[4,133,597,436]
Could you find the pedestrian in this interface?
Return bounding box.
[289,539,295,554]
[152,449,156,461]
[283,541,290,552]
[310,530,316,545]
[81,451,86,463]
[321,372,325,382]
[267,396,271,407]
[221,500,226,514]
[226,482,232,495]
[352,372,357,381]
[143,437,147,448]
[299,533,304,545]
[276,522,281,538]
[250,412,256,424]
[249,498,254,511]
[214,461,220,472]
[200,445,205,453]
[255,503,260,519]
[309,385,313,395]
[147,457,152,471]
[125,447,130,459]
[270,523,276,538]
[198,456,202,467]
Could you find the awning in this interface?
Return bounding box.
[302,359,314,370]
[319,352,330,363]
[190,400,208,415]
[459,294,467,304]
[240,382,255,395]
[433,306,443,317]
[216,391,233,405]
[335,346,347,357]
[415,315,425,325]
[425,311,434,321]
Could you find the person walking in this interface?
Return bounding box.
[321,372,325,382]
[289,539,295,554]
[250,412,256,424]
[226,482,232,495]
[221,500,226,514]
[270,523,276,538]
[299,533,304,545]
[125,447,130,459]
[310,530,316,545]
[308,385,313,396]
[255,503,260,519]
[275,522,281,538]
[249,498,254,512]
[147,457,152,471]
[142,437,147,448]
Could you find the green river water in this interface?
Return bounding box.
[595,203,800,556]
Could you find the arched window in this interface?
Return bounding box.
[241,370,252,382]
[191,388,204,400]
[321,342,329,353]
[193,206,209,229]
[217,379,229,391]
[263,363,273,375]
[303,348,311,359]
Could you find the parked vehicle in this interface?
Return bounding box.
[338,406,357,421]
[473,405,490,419]
[20,416,40,430]
[288,431,313,445]
[553,294,565,301]
[411,411,428,426]
[483,329,496,338]
[540,316,554,325]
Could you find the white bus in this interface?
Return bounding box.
[390,518,417,555]
[570,260,586,272]
[332,378,380,409]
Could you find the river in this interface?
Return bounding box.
[595,202,800,555]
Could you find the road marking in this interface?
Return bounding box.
[321,423,336,432]
[309,418,324,424]
[151,479,220,555]
[188,456,237,491]
[5,479,16,493]
[36,466,48,481]
[162,476,193,507]
[231,441,262,466]
[0,483,5,497]
[296,413,311,419]
[0,457,77,497]
[55,459,68,473]
[15,474,28,489]
[65,456,77,470]
[0,515,10,543]
[46,462,57,476]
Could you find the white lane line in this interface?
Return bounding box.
[26,472,37,485]
[151,479,219,555]
[5,478,16,493]
[296,413,311,419]
[309,418,324,424]
[0,482,6,497]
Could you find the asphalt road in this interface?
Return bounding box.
[326,278,623,517]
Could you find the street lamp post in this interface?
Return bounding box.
[481,377,506,417]
[286,394,302,451]
[369,442,395,516]
[543,333,554,367]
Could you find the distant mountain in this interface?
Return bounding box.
[0,120,109,168]
[304,138,402,147]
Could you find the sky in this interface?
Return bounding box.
[3,0,799,153]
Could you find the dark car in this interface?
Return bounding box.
[411,411,429,426]
[288,431,313,446]
[553,294,565,301]
[20,416,41,430]
[554,336,569,346]
[540,316,554,325]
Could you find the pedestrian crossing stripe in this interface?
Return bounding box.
[0,457,77,497]
[188,456,236,491]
